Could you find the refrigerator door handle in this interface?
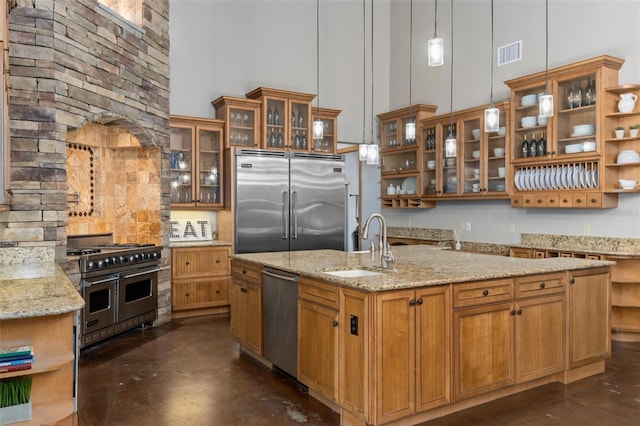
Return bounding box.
[282,190,289,239]
[291,190,298,239]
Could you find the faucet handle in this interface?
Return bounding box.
[384,243,394,262]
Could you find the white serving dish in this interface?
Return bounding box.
[571,124,595,137]
[472,150,481,159]
[497,126,506,136]
[565,143,584,154]
[521,94,537,106]
[582,140,596,152]
[521,116,537,128]
[402,177,417,194]
[446,158,456,167]
[617,150,640,164]
[471,128,481,139]
[494,147,505,157]
[618,179,637,190]
[537,116,548,126]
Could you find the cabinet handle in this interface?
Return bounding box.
[241,287,248,293]
[540,282,546,289]
[185,261,190,266]
[216,289,220,294]
[576,198,583,204]
[482,289,490,296]
[517,309,523,315]
[417,298,423,305]
[511,309,517,316]
[242,269,247,274]
[409,299,416,306]
[216,259,221,263]
[185,292,190,297]
[549,199,555,204]
[562,198,569,203]
[332,320,338,327]
[591,198,597,204]
[570,278,576,284]
[525,199,531,204]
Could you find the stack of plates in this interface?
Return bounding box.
[521,94,538,106]
[514,165,599,191]
[571,124,595,137]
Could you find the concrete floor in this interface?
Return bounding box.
[78,315,640,426]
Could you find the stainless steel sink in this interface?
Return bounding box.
[323,269,383,278]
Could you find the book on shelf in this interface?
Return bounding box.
[0,345,33,359]
[0,358,34,368]
[0,363,32,373]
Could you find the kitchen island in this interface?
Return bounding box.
[230,246,613,426]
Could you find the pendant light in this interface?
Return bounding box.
[366,0,379,165]
[539,0,553,117]
[359,0,368,161]
[484,0,499,133]
[405,0,416,142]
[428,0,444,67]
[444,0,456,157]
[312,0,324,140]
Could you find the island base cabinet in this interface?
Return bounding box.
[230,260,263,356]
[373,286,451,424]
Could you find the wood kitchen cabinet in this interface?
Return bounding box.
[230,259,263,355]
[603,255,640,342]
[505,55,623,209]
[170,115,224,209]
[171,246,231,317]
[298,278,339,403]
[246,87,315,151]
[372,286,451,424]
[212,96,261,149]
[310,107,340,154]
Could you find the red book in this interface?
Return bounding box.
[0,363,32,373]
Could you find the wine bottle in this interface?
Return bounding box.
[573,81,583,108]
[291,110,296,127]
[269,130,276,147]
[529,133,538,157]
[566,84,575,109]
[590,78,597,104]
[521,134,529,158]
[298,111,304,128]
[537,132,547,156]
[274,108,280,126]
[277,128,284,147]
[267,106,273,126]
[301,131,308,150]
[583,78,594,105]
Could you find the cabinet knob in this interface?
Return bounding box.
[216,289,220,294]
[525,199,531,204]
[409,299,417,306]
[216,259,221,263]
[549,199,555,204]
[241,287,248,293]
[185,261,190,266]
[417,298,424,305]
[185,292,190,297]
[332,320,338,327]
[517,309,523,315]
[511,310,517,316]
[242,269,247,274]
[591,198,597,204]
[482,289,490,297]
[562,198,569,203]
[576,198,583,204]
[570,278,576,284]
[540,282,546,289]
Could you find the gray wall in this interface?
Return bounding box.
[170,0,640,244]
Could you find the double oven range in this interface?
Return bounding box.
[68,234,162,348]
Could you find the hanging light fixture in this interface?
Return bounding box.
[444,0,456,157]
[428,0,444,67]
[359,0,368,162]
[539,0,553,117]
[312,0,324,140]
[405,0,416,142]
[366,0,379,165]
[484,0,499,133]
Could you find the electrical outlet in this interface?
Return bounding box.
[584,225,591,235]
[465,221,471,231]
[509,223,515,233]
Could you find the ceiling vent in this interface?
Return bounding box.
[498,40,522,66]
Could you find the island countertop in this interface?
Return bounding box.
[0,263,85,320]
[231,246,614,292]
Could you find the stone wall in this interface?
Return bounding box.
[0,0,172,323]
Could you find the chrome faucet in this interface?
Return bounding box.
[361,213,394,269]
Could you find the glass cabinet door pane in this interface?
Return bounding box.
[488,112,507,192]
[170,127,193,204]
[463,118,481,194]
[291,101,309,150]
[423,126,437,195]
[266,99,286,148]
[382,120,398,149]
[198,129,221,204]
[229,107,255,146]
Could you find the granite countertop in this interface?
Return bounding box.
[169,240,232,248]
[386,227,511,255]
[515,233,640,257]
[231,246,614,292]
[0,263,85,320]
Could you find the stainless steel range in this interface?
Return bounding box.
[68,234,162,348]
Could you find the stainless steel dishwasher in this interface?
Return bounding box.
[262,267,299,378]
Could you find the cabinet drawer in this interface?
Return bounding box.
[516,273,565,298]
[173,277,229,310]
[453,278,514,308]
[231,259,262,285]
[172,246,230,277]
[299,277,339,310]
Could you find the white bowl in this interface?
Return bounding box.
[472,150,481,159]
[619,179,637,189]
[537,116,547,126]
[565,143,584,154]
[582,140,596,152]
[497,127,506,136]
[426,160,436,169]
[521,116,537,128]
[471,128,481,139]
[445,158,456,167]
[617,150,640,164]
[572,124,595,137]
[494,147,505,157]
[521,94,537,106]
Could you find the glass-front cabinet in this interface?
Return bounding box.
[506,55,623,208]
[311,107,340,153]
[246,87,315,151]
[170,115,224,209]
[212,96,261,148]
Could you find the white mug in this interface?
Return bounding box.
[498,167,506,177]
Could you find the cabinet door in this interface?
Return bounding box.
[245,282,263,355]
[415,286,451,412]
[569,270,610,366]
[172,247,230,278]
[229,278,247,344]
[374,289,415,424]
[453,302,514,400]
[264,97,287,149]
[298,299,339,402]
[514,295,566,383]
[196,126,223,207]
[170,124,195,204]
[172,277,229,311]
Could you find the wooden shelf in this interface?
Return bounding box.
[0,352,73,379]
[22,400,75,426]
[606,83,640,93]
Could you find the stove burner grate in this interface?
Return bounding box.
[67,248,101,256]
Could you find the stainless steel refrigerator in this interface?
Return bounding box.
[235,149,346,253]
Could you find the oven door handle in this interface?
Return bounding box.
[83,276,117,287]
[118,267,162,280]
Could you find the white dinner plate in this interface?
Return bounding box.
[515,171,523,191]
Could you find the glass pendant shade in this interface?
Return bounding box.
[405,121,416,141]
[445,135,457,157]
[484,107,499,132]
[428,37,444,67]
[313,119,324,139]
[366,144,379,165]
[359,143,368,161]
[539,94,554,117]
